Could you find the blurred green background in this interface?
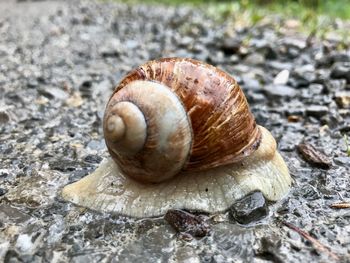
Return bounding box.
[117,0,349,43]
[121,0,350,20]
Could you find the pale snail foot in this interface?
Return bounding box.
[61,126,292,218]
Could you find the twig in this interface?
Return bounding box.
[330,202,350,209]
[282,221,340,261]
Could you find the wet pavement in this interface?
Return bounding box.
[0,0,349,262]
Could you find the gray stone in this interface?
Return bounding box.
[331,62,350,83]
[324,79,347,92]
[334,156,350,167]
[309,84,324,95]
[38,87,69,100]
[98,38,122,58]
[0,204,31,224]
[244,53,265,65]
[263,84,296,99]
[268,61,293,71]
[283,37,307,50]
[241,76,261,91]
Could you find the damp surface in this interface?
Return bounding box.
[0,0,350,262]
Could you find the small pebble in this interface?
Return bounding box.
[0,188,7,196]
[273,69,290,85]
[263,84,296,99]
[0,111,10,124]
[229,191,269,224]
[306,105,329,118]
[84,154,103,164]
[330,62,350,83]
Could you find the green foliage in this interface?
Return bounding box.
[344,135,350,157]
[118,0,350,20]
[115,0,349,43]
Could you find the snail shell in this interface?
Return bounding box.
[104,58,261,183]
[62,58,292,218]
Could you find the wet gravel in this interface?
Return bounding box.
[0,0,350,262]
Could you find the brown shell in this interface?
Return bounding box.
[106,57,261,173]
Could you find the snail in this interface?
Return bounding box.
[62,58,292,218]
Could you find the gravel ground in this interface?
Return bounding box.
[0,0,350,262]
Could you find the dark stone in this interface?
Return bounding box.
[246,91,266,103]
[330,53,350,63]
[320,113,344,129]
[337,124,350,133]
[306,105,328,118]
[290,65,316,87]
[217,38,241,55]
[260,45,278,60]
[254,236,284,263]
[229,191,269,224]
[4,250,22,263]
[286,47,300,59]
[84,154,103,164]
[316,52,350,68]
[49,159,79,172]
[79,80,93,98]
[27,78,39,88]
[0,111,10,124]
[299,184,320,200]
[284,104,305,116]
[330,62,350,83]
[0,188,7,196]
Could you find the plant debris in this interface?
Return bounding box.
[330,202,350,209]
[282,221,340,261]
[297,143,332,169]
[164,209,210,239]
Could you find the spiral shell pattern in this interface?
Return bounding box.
[104,58,261,182]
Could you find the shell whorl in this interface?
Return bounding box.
[104,58,261,183]
[104,101,147,155]
[104,80,192,183]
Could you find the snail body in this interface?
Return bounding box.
[62,58,292,217]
